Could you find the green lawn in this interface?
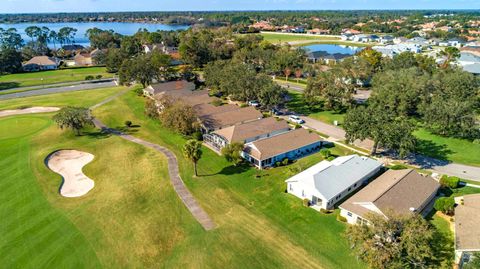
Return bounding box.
[286,90,346,125]
[259,32,341,43]
[414,128,480,167]
[0,86,123,110]
[0,67,113,91]
[1,87,365,268]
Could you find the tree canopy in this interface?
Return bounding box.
[52,107,94,136]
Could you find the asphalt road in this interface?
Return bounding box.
[0,80,117,100]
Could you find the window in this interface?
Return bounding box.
[289,184,293,191]
[348,187,351,192]
[302,190,305,197]
[347,212,352,217]
[354,183,357,187]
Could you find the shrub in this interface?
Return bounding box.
[134,87,144,96]
[390,164,408,170]
[282,158,289,166]
[211,99,223,107]
[294,124,302,129]
[473,139,480,145]
[124,120,132,127]
[85,75,94,80]
[95,74,103,79]
[302,199,310,207]
[440,175,460,189]
[275,162,281,167]
[320,149,331,158]
[434,197,455,215]
[240,103,248,108]
[320,208,329,214]
[327,156,335,161]
[192,131,203,141]
[337,215,347,222]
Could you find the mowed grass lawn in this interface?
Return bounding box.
[287,90,346,125]
[1,87,365,268]
[0,86,123,110]
[0,67,113,91]
[259,32,340,43]
[91,89,365,268]
[415,128,480,167]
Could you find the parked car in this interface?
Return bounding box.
[248,100,260,107]
[289,115,305,124]
[271,108,283,115]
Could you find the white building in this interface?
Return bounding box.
[285,155,383,210]
[373,43,422,58]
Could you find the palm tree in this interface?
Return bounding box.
[183,140,203,177]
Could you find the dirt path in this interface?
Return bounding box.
[0,107,60,117]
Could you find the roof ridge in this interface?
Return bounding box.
[371,169,413,203]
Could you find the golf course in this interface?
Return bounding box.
[0,86,371,268]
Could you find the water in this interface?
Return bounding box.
[0,22,190,47]
[302,44,361,55]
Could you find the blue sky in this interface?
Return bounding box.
[1,0,480,13]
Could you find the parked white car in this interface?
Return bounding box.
[289,115,305,124]
[248,100,260,107]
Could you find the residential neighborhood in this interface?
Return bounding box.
[1,3,480,269]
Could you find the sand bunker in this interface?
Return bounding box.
[47,150,95,198]
[0,107,60,118]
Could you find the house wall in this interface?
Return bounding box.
[288,164,381,210]
[243,141,322,169]
[340,208,366,225]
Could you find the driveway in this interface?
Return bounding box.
[0,80,117,100]
[286,115,480,181]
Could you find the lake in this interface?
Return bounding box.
[302,44,361,55]
[0,22,190,47]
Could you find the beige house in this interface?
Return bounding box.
[243,128,323,169]
[454,194,480,267]
[23,56,59,71]
[204,117,290,151]
[74,52,93,66]
[339,169,439,225]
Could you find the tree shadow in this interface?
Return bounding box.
[0,82,20,91]
[410,139,454,169]
[201,163,251,177]
[114,126,140,134]
[84,130,112,139]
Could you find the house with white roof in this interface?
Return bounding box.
[285,155,383,210]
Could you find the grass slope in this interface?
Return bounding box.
[92,89,364,269]
[0,67,113,91]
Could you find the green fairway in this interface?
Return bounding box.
[0,67,113,91]
[0,86,123,110]
[414,128,480,167]
[259,32,341,43]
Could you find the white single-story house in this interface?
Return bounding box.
[454,194,480,267]
[243,128,323,169]
[339,169,440,225]
[285,155,383,210]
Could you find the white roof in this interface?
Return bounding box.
[285,155,383,201]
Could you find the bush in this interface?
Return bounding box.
[434,197,455,215]
[240,103,248,108]
[85,75,94,80]
[303,199,310,207]
[390,164,408,170]
[211,99,223,107]
[440,175,460,189]
[327,156,335,161]
[282,158,289,166]
[320,149,331,158]
[192,131,203,141]
[95,74,103,79]
[320,208,329,214]
[275,162,281,167]
[134,87,144,96]
[124,120,132,127]
[473,139,480,145]
[294,124,302,129]
[337,215,347,222]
